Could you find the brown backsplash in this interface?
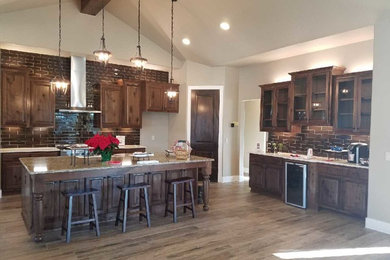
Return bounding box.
[0,49,169,148]
[268,126,370,157]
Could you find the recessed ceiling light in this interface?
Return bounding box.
[220,22,230,31]
[182,38,191,45]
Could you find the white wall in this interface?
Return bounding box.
[366,12,390,234]
[243,100,263,170]
[140,112,169,153]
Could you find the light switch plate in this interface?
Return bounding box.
[116,135,125,145]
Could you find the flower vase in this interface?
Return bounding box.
[101,151,112,162]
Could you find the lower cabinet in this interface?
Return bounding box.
[249,154,284,199]
[318,164,368,218]
[2,151,60,195]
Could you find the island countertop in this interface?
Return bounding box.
[20,153,213,174]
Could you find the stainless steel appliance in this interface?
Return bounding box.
[347,143,369,164]
[285,162,307,209]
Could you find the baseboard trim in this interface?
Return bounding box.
[366,217,390,235]
[222,176,249,183]
[243,167,249,174]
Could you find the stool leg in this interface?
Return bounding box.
[66,196,73,243]
[189,181,196,218]
[115,190,123,227]
[164,183,170,217]
[139,188,143,222]
[92,193,100,237]
[183,182,187,214]
[173,184,177,223]
[144,187,151,228]
[89,194,93,230]
[61,197,68,236]
[122,190,129,233]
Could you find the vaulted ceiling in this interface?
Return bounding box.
[1,0,389,67]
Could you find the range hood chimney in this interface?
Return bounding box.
[57,56,101,113]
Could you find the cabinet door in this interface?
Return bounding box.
[275,87,289,130]
[249,163,265,190]
[1,164,23,193]
[310,72,330,123]
[145,82,165,112]
[260,88,274,130]
[292,76,308,123]
[357,76,372,133]
[342,179,367,217]
[85,177,106,214]
[30,80,55,127]
[101,83,122,128]
[319,175,341,210]
[123,82,142,128]
[164,84,180,113]
[265,165,283,196]
[334,77,356,131]
[1,68,29,126]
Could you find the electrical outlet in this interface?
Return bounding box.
[256,143,261,150]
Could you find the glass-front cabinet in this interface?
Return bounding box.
[289,66,345,125]
[334,71,372,133]
[260,81,291,131]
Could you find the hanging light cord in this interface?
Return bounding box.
[170,0,175,83]
[102,4,105,40]
[58,0,64,79]
[137,0,141,57]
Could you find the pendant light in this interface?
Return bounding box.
[93,0,112,64]
[166,0,178,99]
[51,0,69,96]
[130,0,148,69]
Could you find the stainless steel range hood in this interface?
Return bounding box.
[57,56,101,113]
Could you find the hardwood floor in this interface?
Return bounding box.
[1,182,390,259]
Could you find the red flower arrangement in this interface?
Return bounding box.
[85,134,119,162]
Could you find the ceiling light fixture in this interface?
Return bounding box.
[220,22,230,31]
[182,38,190,45]
[166,0,178,99]
[130,0,148,69]
[93,0,112,64]
[51,0,69,96]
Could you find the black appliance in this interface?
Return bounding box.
[347,143,369,164]
[285,162,307,209]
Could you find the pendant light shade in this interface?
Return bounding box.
[130,0,148,69]
[166,0,178,99]
[93,4,112,64]
[51,0,69,96]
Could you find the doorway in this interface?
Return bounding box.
[187,86,223,182]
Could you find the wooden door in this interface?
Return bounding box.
[144,82,165,112]
[101,83,122,128]
[342,179,368,217]
[123,81,142,128]
[30,79,55,127]
[265,165,283,196]
[1,67,29,126]
[191,90,219,182]
[164,84,180,113]
[319,175,341,210]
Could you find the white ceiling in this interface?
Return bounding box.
[0,0,389,67]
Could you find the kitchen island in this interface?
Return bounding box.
[20,153,213,242]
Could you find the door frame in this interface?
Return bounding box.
[187,86,224,183]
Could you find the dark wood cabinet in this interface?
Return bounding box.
[334,71,372,133]
[1,151,59,195]
[289,66,345,126]
[319,175,341,210]
[122,80,142,128]
[101,83,122,128]
[1,67,30,127]
[142,81,179,113]
[259,81,291,131]
[30,79,56,127]
[249,154,284,199]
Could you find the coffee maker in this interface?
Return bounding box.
[347,143,369,165]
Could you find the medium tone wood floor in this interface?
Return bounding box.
[1,182,390,259]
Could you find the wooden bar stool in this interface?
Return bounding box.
[61,188,100,243]
[115,183,151,232]
[165,177,196,223]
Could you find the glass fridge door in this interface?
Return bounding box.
[285,162,307,208]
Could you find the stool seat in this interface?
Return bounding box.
[165,177,195,184]
[117,183,150,190]
[62,188,99,197]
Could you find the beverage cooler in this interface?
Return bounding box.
[285,162,307,208]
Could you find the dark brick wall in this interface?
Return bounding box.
[268,125,370,156]
[0,49,169,148]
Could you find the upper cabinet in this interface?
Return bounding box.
[334,71,372,133]
[1,67,56,128]
[142,81,179,113]
[122,80,142,128]
[259,81,291,132]
[1,67,30,127]
[101,82,122,128]
[30,79,56,127]
[289,66,345,126]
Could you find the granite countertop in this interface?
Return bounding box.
[251,151,369,169]
[0,145,146,154]
[19,153,214,175]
